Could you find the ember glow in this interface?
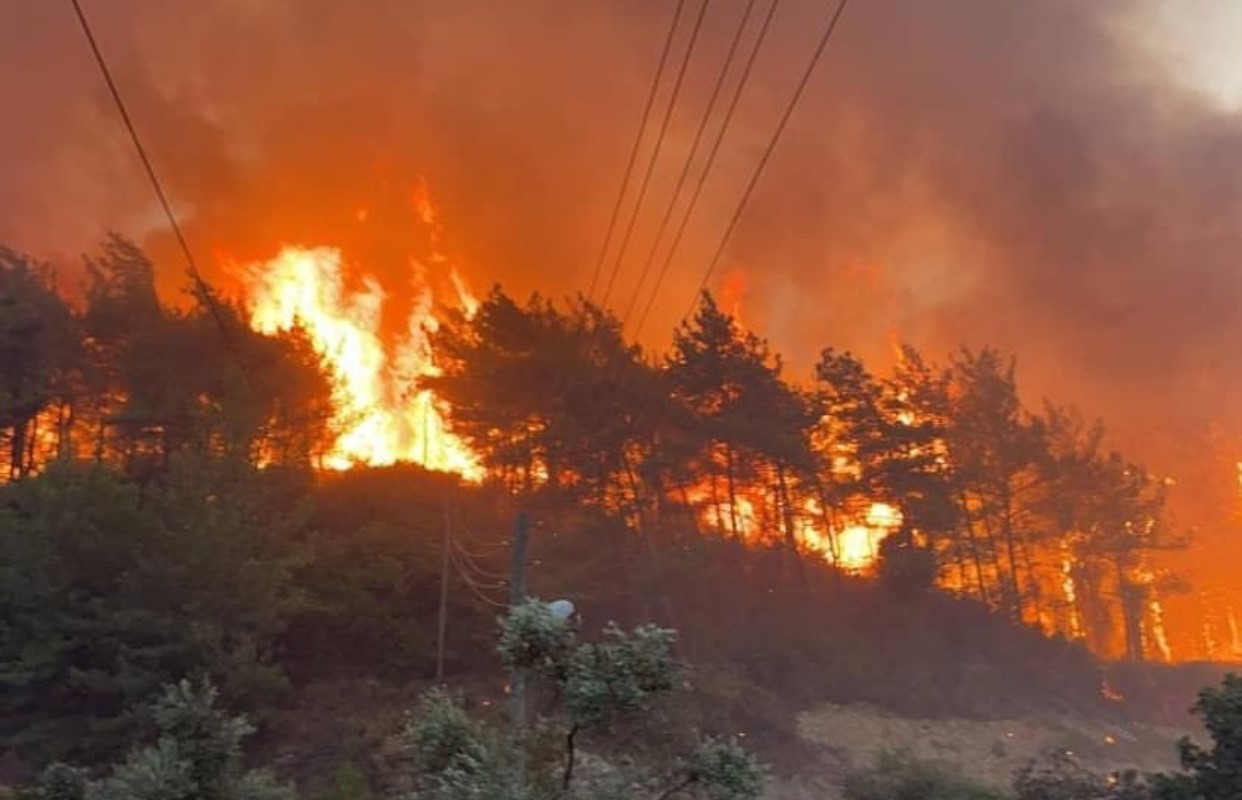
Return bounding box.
[693,486,902,572]
[242,244,481,479]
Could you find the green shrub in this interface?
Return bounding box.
[395,600,763,800]
[1014,750,1151,800]
[39,679,293,800]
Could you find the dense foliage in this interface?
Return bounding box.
[0,239,1217,795]
[1150,673,1242,799]
[393,599,763,800]
[37,679,293,800]
[428,288,1187,661]
[0,459,303,763]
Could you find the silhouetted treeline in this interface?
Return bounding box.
[0,235,335,481]
[427,287,1187,662]
[0,239,1196,779]
[0,239,1187,661]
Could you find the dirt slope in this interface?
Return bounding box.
[759,702,1190,799]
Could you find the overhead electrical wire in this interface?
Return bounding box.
[67,0,251,387]
[449,544,508,608]
[619,0,761,326]
[452,536,509,581]
[448,500,509,559]
[452,535,508,561]
[566,0,781,424]
[631,0,783,339]
[675,0,852,329]
[586,0,691,301]
[596,0,712,310]
[559,0,702,429]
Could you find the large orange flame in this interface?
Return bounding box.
[242,244,481,479]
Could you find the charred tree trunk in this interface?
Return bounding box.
[1116,558,1145,661]
[58,400,76,462]
[94,411,107,464]
[812,477,841,564]
[724,443,741,539]
[999,482,1026,623]
[9,418,28,480]
[776,463,807,589]
[709,466,725,536]
[25,413,39,475]
[677,482,701,537]
[977,497,1010,615]
[1019,537,1045,627]
[621,454,644,523]
[957,490,992,605]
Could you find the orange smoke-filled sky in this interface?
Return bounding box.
[3,0,1242,654]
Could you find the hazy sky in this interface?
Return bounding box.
[2,1,1241,476]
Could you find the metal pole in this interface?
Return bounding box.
[508,511,530,780]
[435,492,451,682]
[509,511,529,606]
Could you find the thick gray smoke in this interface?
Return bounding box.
[3,1,1241,626]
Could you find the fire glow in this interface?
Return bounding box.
[693,487,902,572]
[241,244,481,479]
[236,242,897,570]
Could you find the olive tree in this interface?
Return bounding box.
[397,599,763,800]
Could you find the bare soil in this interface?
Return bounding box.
[760,701,1191,799]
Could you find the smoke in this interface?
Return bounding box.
[4,1,1242,641]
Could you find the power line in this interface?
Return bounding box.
[448,495,511,582]
[620,0,761,325]
[561,1,700,440]
[453,500,510,554]
[586,0,690,301]
[631,0,783,340]
[677,0,852,328]
[450,544,508,608]
[68,0,250,386]
[574,0,780,421]
[452,534,508,560]
[436,494,452,681]
[452,535,509,581]
[597,0,712,310]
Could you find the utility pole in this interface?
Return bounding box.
[508,511,530,779]
[435,491,452,682]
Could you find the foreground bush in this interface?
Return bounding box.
[1014,751,1150,800]
[392,599,764,800]
[37,679,293,800]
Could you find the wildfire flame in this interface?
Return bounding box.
[694,487,902,572]
[242,244,481,479]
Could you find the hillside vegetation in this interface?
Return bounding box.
[0,239,1228,796]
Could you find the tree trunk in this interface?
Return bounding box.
[9,418,28,480]
[56,401,73,462]
[709,466,725,536]
[25,413,39,475]
[94,408,107,464]
[812,476,841,563]
[776,463,807,589]
[621,454,644,525]
[677,482,701,537]
[957,490,992,605]
[999,482,1026,623]
[724,443,741,539]
[977,498,1010,614]
[1116,558,1145,661]
[1018,536,1045,628]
